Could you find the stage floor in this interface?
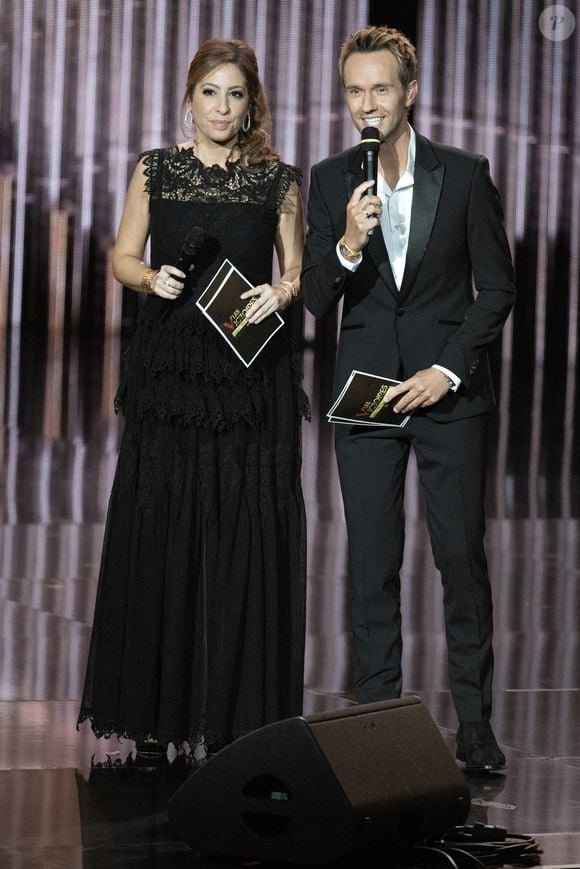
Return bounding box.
[1,331,579,868]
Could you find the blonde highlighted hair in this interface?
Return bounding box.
[339,25,417,90]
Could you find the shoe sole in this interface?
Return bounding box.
[457,757,506,772]
[456,748,506,769]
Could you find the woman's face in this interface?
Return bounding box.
[189,62,250,149]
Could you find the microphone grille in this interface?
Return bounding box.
[360,127,381,149]
[185,226,206,247]
[180,226,206,255]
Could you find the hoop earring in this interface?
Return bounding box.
[242,111,251,133]
[184,108,193,129]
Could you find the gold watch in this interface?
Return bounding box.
[338,235,362,260]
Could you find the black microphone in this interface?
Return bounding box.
[174,225,206,275]
[360,126,381,236]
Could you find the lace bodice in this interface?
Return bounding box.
[138,147,301,295]
[141,146,300,208]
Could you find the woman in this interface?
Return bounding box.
[78,39,308,756]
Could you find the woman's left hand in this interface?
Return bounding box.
[239,283,290,324]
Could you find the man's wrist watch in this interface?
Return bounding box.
[439,371,455,389]
[338,235,362,260]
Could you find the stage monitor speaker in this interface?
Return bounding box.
[168,696,470,864]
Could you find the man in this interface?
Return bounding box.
[301,25,515,771]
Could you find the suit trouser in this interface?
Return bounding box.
[335,412,493,722]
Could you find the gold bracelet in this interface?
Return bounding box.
[338,236,362,259]
[278,282,293,306]
[279,280,299,305]
[141,268,158,295]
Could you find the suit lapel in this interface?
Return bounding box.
[366,227,399,299]
[343,154,399,300]
[343,159,359,201]
[399,134,444,302]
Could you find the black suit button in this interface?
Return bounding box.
[397,308,405,316]
[333,277,341,286]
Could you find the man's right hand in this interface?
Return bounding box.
[343,179,383,253]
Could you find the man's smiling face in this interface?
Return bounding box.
[343,49,417,144]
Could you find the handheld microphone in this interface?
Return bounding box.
[174,225,206,275]
[360,126,381,236]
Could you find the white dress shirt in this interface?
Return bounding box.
[336,126,460,390]
[377,128,415,289]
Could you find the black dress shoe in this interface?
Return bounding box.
[456,721,506,772]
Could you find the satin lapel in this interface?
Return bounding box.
[343,164,359,201]
[366,225,399,299]
[343,162,399,300]
[399,146,445,302]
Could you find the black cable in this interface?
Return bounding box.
[412,844,461,869]
[423,824,542,868]
[436,846,488,868]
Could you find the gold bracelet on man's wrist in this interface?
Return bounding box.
[338,236,362,259]
[140,268,158,295]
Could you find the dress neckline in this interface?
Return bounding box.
[172,144,241,172]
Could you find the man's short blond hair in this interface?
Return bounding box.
[339,25,418,90]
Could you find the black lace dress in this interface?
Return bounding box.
[78,147,309,750]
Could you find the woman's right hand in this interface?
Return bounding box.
[152,265,186,299]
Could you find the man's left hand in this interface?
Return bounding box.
[388,368,451,413]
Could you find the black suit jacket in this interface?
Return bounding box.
[301,132,516,421]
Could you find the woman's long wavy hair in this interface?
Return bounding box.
[182,39,279,167]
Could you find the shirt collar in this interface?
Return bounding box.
[404,125,416,181]
[380,125,416,194]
